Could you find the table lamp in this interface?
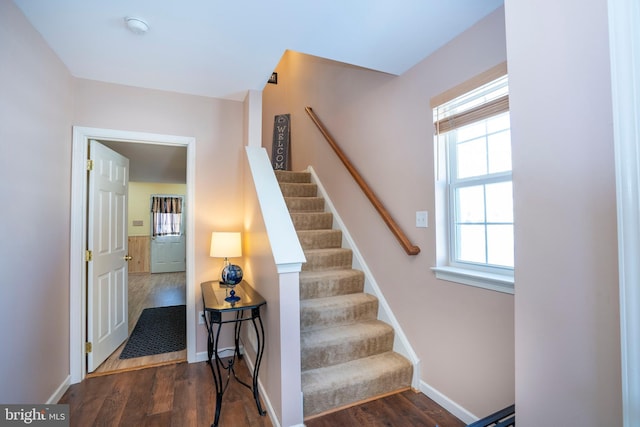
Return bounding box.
[210,231,243,302]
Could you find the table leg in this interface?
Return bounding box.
[234,310,243,360]
[203,306,266,425]
[205,312,225,427]
[251,307,267,415]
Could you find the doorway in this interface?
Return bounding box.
[70,127,196,383]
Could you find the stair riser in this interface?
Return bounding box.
[297,230,342,250]
[274,170,312,183]
[301,329,394,370]
[300,272,364,300]
[291,213,333,230]
[279,183,317,197]
[301,300,378,330]
[302,250,353,271]
[286,197,325,212]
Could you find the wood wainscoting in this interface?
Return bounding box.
[128,236,150,273]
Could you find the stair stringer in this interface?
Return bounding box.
[305,166,421,390]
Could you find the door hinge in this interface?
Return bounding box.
[87,159,94,171]
[85,250,93,262]
[85,342,92,353]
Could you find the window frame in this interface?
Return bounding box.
[431,63,514,294]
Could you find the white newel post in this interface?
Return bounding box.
[278,269,304,427]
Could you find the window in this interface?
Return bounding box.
[432,64,514,293]
[151,196,183,236]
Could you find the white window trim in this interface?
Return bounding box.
[431,266,514,294]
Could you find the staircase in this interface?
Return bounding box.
[275,170,413,418]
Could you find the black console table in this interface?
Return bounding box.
[200,280,267,427]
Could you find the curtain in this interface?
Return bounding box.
[151,196,182,236]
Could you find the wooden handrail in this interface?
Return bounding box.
[305,107,420,256]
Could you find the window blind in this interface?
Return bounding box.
[432,62,508,135]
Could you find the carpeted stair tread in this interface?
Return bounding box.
[274,170,312,183]
[300,269,364,300]
[302,351,413,417]
[291,212,333,230]
[297,229,343,250]
[300,293,378,330]
[301,320,394,370]
[302,248,353,271]
[285,197,325,212]
[279,182,317,197]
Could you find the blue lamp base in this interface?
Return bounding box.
[225,289,241,303]
[221,263,243,303]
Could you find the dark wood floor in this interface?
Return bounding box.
[306,390,466,427]
[60,359,465,427]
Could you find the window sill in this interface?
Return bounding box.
[431,266,514,294]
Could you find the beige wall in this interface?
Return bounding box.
[505,0,621,425]
[0,0,74,403]
[263,8,513,417]
[128,182,187,236]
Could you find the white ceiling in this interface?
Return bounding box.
[14,0,503,183]
[13,0,503,101]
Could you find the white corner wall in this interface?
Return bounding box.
[505,0,622,425]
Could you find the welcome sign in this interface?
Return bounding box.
[271,114,290,170]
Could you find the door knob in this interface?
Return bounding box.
[124,255,133,261]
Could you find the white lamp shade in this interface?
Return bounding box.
[210,232,242,258]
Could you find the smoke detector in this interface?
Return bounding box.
[124,17,149,35]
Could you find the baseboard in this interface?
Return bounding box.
[195,346,238,363]
[242,346,279,427]
[48,375,71,404]
[419,380,477,424]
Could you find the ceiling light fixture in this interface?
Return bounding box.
[124,17,149,35]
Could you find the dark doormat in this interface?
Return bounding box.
[119,305,186,359]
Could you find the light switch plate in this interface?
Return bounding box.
[416,211,428,228]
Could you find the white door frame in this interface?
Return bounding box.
[608,0,640,425]
[70,126,196,383]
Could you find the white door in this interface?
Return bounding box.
[150,196,186,273]
[87,140,129,372]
